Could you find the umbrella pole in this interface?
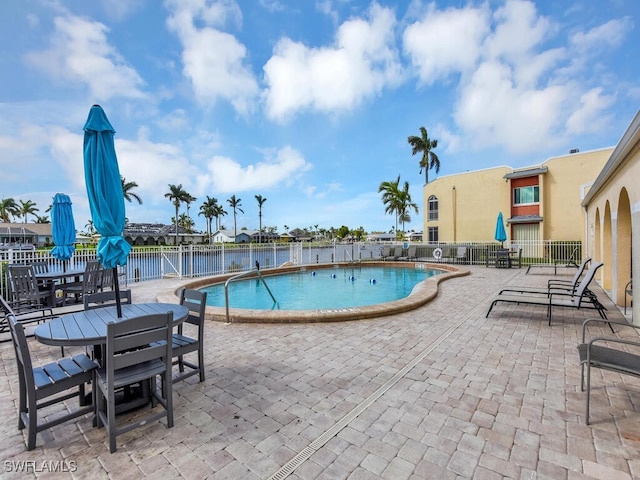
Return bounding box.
[112,268,122,317]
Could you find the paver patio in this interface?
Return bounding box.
[0,265,638,479]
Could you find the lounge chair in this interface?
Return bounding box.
[577,317,640,424]
[526,246,580,274]
[499,257,591,296]
[397,245,417,261]
[486,262,607,325]
[382,245,401,261]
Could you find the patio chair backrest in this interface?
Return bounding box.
[82,260,103,294]
[83,289,132,310]
[571,261,603,306]
[7,265,40,303]
[30,261,49,275]
[568,257,591,287]
[107,313,173,374]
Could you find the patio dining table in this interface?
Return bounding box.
[34,268,85,306]
[34,302,188,354]
[34,302,189,413]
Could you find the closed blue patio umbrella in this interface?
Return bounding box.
[495,212,507,247]
[50,193,76,267]
[83,105,130,317]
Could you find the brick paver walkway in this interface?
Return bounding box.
[0,266,638,479]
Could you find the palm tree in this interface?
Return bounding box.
[178,213,194,233]
[397,180,419,238]
[165,184,189,245]
[0,198,18,222]
[212,204,227,232]
[227,195,244,240]
[122,176,143,204]
[378,175,402,241]
[18,199,39,223]
[85,219,95,236]
[407,126,440,184]
[184,193,197,221]
[255,194,267,243]
[199,196,218,244]
[34,214,50,224]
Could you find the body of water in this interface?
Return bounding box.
[201,265,442,310]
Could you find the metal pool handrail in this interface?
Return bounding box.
[224,266,277,323]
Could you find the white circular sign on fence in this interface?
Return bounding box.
[433,248,443,260]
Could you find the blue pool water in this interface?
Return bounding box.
[201,266,442,310]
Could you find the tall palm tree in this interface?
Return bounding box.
[408,126,440,184]
[397,180,419,238]
[85,219,95,236]
[212,204,227,232]
[165,184,189,245]
[121,176,143,204]
[178,213,194,233]
[199,196,218,244]
[184,193,197,222]
[227,195,244,240]
[255,194,267,243]
[18,199,39,223]
[378,175,402,241]
[0,198,18,222]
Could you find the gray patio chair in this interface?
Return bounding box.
[498,257,591,296]
[61,259,102,306]
[577,317,640,424]
[486,262,608,325]
[172,289,207,383]
[8,314,97,450]
[94,312,174,453]
[7,264,55,317]
[83,289,132,311]
[397,245,417,261]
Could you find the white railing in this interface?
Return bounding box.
[0,240,582,297]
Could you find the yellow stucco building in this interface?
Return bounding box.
[423,148,613,249]
[582,109,640,321]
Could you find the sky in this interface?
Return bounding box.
[1,0,639,236]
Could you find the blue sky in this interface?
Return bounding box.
[1,0,638,235]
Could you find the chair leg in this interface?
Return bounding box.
[165,373,174,428]
[26,397,38,450]
[198,349,205,382]
[585,362,592,425]
[107,389,117,453]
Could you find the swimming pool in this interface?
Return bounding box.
[161,262,469,323]
[201,265,442,310]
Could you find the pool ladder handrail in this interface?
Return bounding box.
[224,267,277,323]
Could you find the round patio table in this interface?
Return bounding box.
[34,303,189,348]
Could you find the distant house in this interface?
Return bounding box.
[0,223,52,247]
[123,223,206,245]
[367,232,395,242]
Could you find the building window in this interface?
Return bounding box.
[428,227,438,243]
[513,186,539,205]
[428,195,438,221]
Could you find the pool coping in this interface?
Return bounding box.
[155,261,470,323]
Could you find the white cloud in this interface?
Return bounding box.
[165,0,259,114]
[565,87,615,135]
[569,17,633,52]
[200,146,312,193]
[24,14,146,101]
[263,3,403,121]
[454,61,567,153]
[403,4,489,85]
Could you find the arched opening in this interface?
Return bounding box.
[616,188,632,305]
[603,201,613,290]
